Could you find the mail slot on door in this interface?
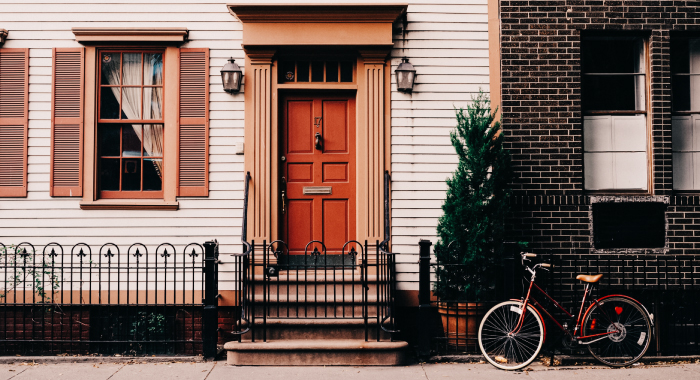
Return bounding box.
[303,186,332,195]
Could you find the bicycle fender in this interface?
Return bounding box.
[506,299,547,342]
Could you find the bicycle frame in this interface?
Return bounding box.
[512,269,623,343]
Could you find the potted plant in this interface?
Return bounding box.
[434,92,511,349]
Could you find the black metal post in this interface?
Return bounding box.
[203,240,219,359]
[417,239,433,357]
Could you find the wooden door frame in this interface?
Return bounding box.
[232,5,404,244]
[244,51,391,244]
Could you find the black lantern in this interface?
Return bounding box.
[221,57,243,93]
[395,57,416,93]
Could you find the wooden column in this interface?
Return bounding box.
[244,49,275,242]
[358,50,389,243]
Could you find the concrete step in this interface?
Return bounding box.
[224,339,409,365]
[240,318,392,340]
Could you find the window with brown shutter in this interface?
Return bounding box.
[66,45,209,209]
[0,48,29,198]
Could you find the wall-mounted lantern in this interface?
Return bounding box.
[0,29,8,47]
[395,57,416,93]
[221,57,243,93]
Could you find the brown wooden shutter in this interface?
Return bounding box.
[51,48,83,197]
[0,48,29,197]
[178,48,209,197]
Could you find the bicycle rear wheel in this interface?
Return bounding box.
[582,296,652,367]
[478,301,545,370]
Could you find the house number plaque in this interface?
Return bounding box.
[303,186,332,195]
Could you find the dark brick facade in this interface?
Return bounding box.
[500,1,700,257]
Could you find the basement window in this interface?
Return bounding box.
[592,202,666,249]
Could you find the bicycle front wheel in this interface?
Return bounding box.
[582,296,652,367]
[478,301,545,370]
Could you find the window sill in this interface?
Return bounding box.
[80,199,179,210]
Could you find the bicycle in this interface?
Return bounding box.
[478,252,654,370]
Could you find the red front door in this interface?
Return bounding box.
[281,93,356,254]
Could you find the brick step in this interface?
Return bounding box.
[239,318,391,340]
[224,339,408,365]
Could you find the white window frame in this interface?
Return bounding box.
[672,38,700,191]
[582,36,650,191]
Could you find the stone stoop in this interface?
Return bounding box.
[224,339,409,366]
[224,269,407,366]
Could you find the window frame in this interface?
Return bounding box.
[96,49,166,199]
[80,46,180,210]
[581,35,652,193]
[671,35,700,192]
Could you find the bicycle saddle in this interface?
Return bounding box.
[576,274,603,283]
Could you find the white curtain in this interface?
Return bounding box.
[103,53,164,179]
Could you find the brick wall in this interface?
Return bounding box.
[500,1,700,256]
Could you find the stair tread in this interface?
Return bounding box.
[224,339,408,351]
[253,274,379,282]
[256,318,378,326]
[249,294,379,303]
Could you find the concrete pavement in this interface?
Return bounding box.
[1,360,699,380]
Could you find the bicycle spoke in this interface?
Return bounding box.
[479,301,544,370]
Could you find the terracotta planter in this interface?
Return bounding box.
[437,302,485,350]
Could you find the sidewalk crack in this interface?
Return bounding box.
[419,363,429,380]
[7,366,30,380]
[105,363,126,380]
[203,361,217,379]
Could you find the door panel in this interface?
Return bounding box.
[287,100,314,154]
[323,199,349,249]
[322,100,349,153]
[282,94,356,254]
[286,199,313,254]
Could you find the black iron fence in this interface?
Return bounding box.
[0,241,219,357]
[226,171,398,342]
[417,241,700,357]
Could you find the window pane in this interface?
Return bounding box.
[99,158,120,191]
[581,39,643,73]
[143,124,163,157]
[100,87,120,119]
[326,61,338,82]
[671,39,691,73]
[121,87,141,119]
[143,53,163,85]
[143,158,163,191]
[101,53,121,85]
[122,53,142,85]
[99,124,120,157]
[673,75,693,111]
[280,61,295,82]
[340,61,353,82]
[311,61,324,82]
[143,87,163,120]
[122,158,141,191]
[297,61,309,82]
[582,75,643,111]
[122,125,142,157]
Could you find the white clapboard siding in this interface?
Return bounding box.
[389,1,489,290]
[0,1,489,292]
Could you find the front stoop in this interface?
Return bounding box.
[224,339,409,366]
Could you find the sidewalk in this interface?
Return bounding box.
[1,360,699,380]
